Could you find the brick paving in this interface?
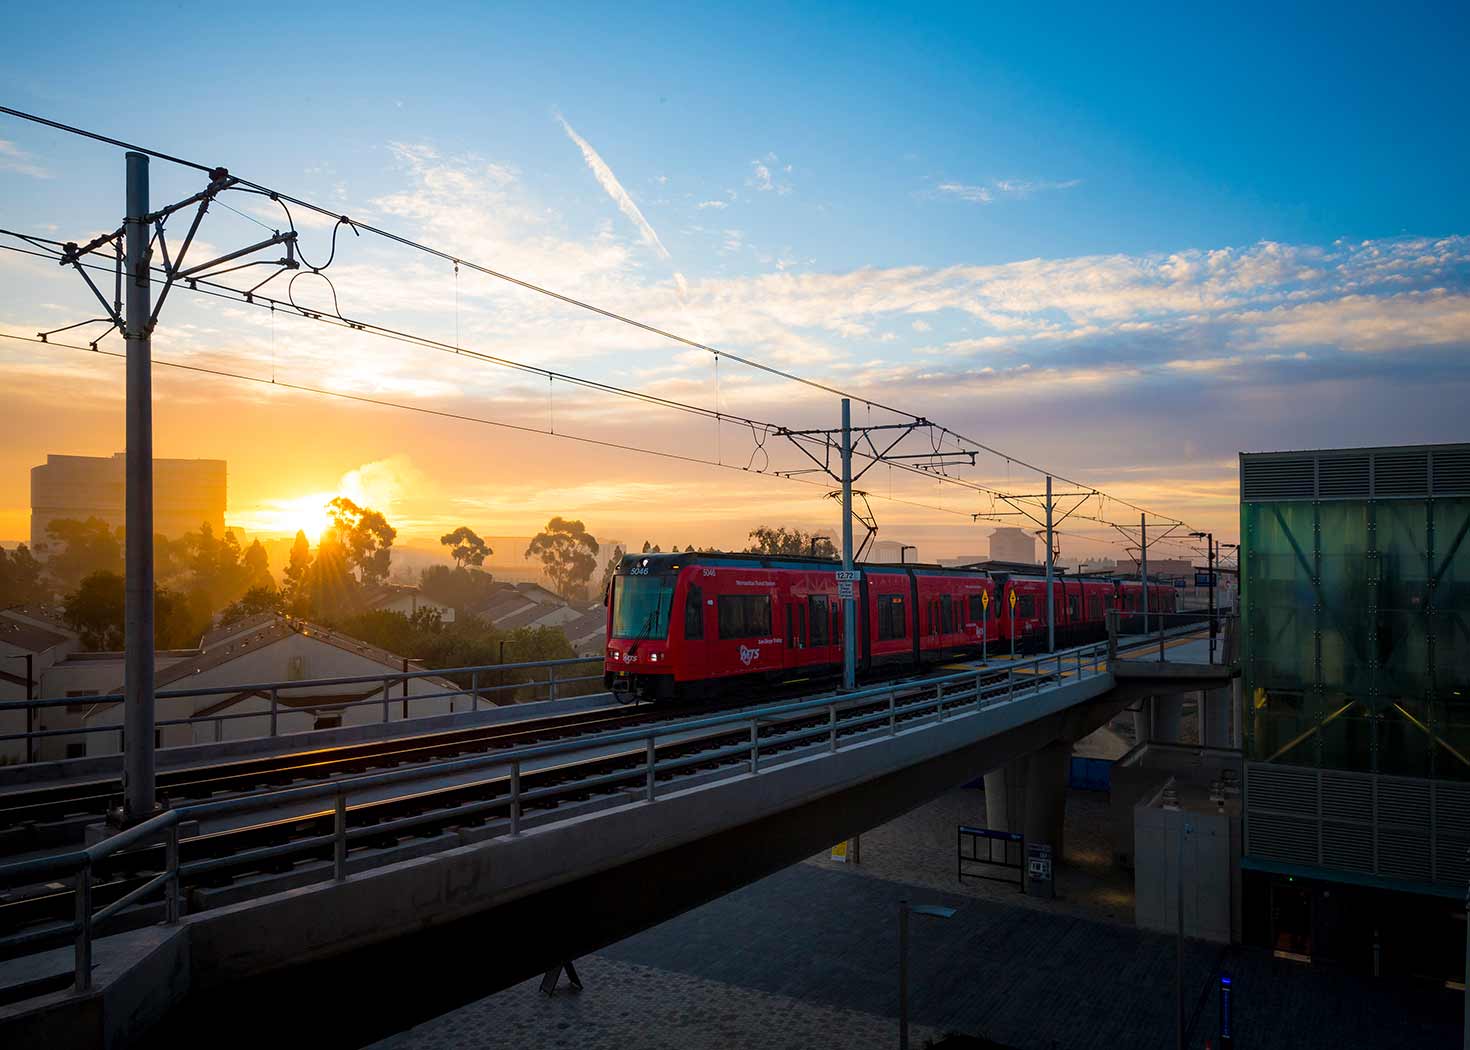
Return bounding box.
[371,954,940,1050]
[368,786,1461,1050]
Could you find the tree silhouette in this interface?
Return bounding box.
[282,531,313,615]
[440,526,491,569]
[0,544,47,605]
[598,543,627,598]
[525,517,600,602]
[745,526,837,558]
[44,517,123,592]
[328,497,397,586]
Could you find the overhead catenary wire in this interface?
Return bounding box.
[0,232,1204,539]
[0,105,1195,530]
[0,330,975,523]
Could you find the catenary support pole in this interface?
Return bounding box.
[1045,475,1055,652]
[898,898,911,1050]
[122,151,157,824]
[1140,513,1149,637]
[1207,534,1217,663]
[841,398,856,690]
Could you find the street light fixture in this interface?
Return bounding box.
[1189,531,1217,662]
[898,898,955,1049]
[899,544,917,564]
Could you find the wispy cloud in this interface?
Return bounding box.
[748,153,792,195]
[697,200,728,210]
[0,140,50,179]
[556,114,672,261]
[935,177,1080,204]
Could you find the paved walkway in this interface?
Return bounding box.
[370,788,1461,1050]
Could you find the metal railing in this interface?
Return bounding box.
[0,636,1118,993]
[0,655,607,762]
[1106,609,1235,664]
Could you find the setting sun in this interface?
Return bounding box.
[242,492,338,541]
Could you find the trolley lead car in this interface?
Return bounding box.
[603,552,1174,703]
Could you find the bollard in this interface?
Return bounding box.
[646,737,657,800]
[334,793,347,880]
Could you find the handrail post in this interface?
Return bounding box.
[334,791,347,880]
[936,681,945,721]
[470,670,479,712]
[1007,669,1015,701]
[974,670,983,710]
[548,665,557,701]
[749,721,760,773]
[510,761,522,834]
[269,687,278,739]
[74,862,93,992]
[828,704,837,752]
[646,736,656,800]
[383,678,392,722]
[889,691,897,735]
[165,822,181,923]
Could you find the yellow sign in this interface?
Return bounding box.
[981,590,990,611]
[1008,589,1017,611]
[830,841,849,862]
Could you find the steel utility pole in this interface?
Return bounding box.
[1206,534,1216,663]
[840,398,856,690]
[122,152,156,824]
[1044,475,1055,652]
[1140,513,1149,637]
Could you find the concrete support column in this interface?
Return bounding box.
[1022,740,1070,858]
[1152,695,1183,745]
[984,758,1028,833]
[1132,706,1150,748]
[1203,685,1233,749]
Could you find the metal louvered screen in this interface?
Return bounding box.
[1433,449,1470,496]
[1241,458,1314,501]
[1246,763,1470,888]
[1316,456,1369,499]
[1375,451,1430,497]
[1242,444,1470,502]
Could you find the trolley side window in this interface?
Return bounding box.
[877,594,906,640]
[1016,593,1037,618]
[717,594,772,639]
[684,584,704,639]
[809,595,831,645]
[968,594,985,623]
[940,594,955,633]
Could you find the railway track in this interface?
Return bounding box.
[0,628,1208,953]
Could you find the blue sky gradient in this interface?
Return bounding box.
[1,3,1466,556]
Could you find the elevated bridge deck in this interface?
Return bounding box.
[0,623,1233,1048]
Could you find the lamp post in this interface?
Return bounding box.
[899,545,916,565]
[898,899,955,1050]
[1189,532,1215,662]
[5,653,34,764]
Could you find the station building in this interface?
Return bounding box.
[1239,442,1470,979]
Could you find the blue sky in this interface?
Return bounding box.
[0,2,1466,557]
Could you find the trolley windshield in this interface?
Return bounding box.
[611,574,676,640]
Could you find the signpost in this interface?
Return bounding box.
[1008,588,1017,662]
[980,589,989,663]
[1025,841,1054,898]
[836,569,858,603]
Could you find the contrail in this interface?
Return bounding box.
[557,113,672,261]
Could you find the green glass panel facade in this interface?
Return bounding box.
[1243,495,1470,780]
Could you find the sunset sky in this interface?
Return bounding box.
[2,3,1467,566]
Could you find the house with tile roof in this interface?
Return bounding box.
[32,614,470,761]
[0,609,80,761]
